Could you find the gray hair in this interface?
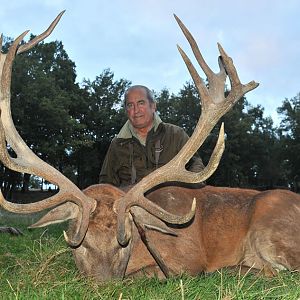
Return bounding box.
[124,85,155,105]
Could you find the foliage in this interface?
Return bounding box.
[156,82,201,135]
[156,82,284,189]
[277,93,300,191]
[0,36,86,194]
[210,100,281,188]
[11,38,80,163]
[73,69,130,187]
[1,37,130,191]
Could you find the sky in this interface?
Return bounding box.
[1,0,299,125]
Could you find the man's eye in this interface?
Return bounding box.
[126,103,133,109]
[138,100,145,106]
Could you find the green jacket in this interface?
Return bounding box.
[99,115,204,187]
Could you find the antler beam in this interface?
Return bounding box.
[0,12,97,247]
[116,15,259,246]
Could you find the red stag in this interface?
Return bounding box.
[0,12,299,281]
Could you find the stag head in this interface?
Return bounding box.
[0,12,258,280]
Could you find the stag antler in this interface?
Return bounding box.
[116,15,259,245]
[0,12,97,247]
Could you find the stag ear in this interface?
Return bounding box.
[29,202,79,228]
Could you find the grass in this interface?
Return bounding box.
[0,210,300,299]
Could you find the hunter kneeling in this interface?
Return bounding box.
[99,85,205,187]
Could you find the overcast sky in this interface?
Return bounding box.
[1,0,299,124]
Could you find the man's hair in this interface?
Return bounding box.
[124,85,155,104]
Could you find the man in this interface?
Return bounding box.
[99,85,204,187]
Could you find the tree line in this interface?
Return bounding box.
[1,37,300,198]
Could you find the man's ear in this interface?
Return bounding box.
[152,101,157,111]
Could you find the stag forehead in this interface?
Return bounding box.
[88,198,118,231]
[83,184,124,228]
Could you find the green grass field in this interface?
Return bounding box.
[0,210,299,300]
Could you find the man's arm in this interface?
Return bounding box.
[186,154,205,172]
[99,141,120,186]
[177,127,205,173]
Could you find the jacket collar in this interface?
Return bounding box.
[117,113,162,139]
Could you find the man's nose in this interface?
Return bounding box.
[133,104,140,113]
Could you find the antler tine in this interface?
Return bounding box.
[174,14,213,80]
[17,11,65,55]
[177,44,210,111]
[217,43,258,96]
[0,12,97,247]
[116,16,259,246]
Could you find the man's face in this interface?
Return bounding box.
[125,88,156,130]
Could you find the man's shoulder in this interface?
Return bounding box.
[160,122,186,135]
[111,136,131,146]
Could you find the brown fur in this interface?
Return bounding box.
[33,184,300,280]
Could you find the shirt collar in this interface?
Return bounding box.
[117,112,162,140]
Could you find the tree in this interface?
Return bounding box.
[156,82,201,135]
[72,69,130,188]
[157,82,281,188]
[207,99,280,188]
[277,93,300,190]
[8,36,85,192]
[2,36,131,193]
